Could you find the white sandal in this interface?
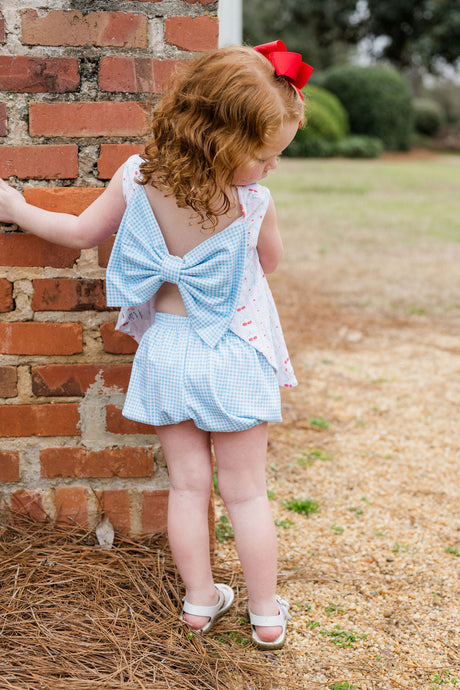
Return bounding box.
[181,583,234,634]
[248,595,291,650]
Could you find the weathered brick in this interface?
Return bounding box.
[165,16,218,51]
[183,0,217,4]
[0,366,17,398]
[0,323,82,355]
[98,144,144,179]
[24,187,104,215]
[99,56,187,93]
[0,403,80,437]
[32,278,107,312]
[0,233,80,268]
[55,486,88,527]
[98,235,115,267]
[0,56,79,93]
[96,489,131,534]
[106,404,156,435]
[0,102,6,136]
[29,102,149,137]
[0,278,13,312]
[41,446,154,478]
[0,450,20,482]
[11,489,47,522]
[0,13,5,43]
[100,321,138,354]
[22,10,148,49]
[32,363,131,396]
[142,489,169,535]
[0,145,79,180]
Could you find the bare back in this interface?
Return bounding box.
[142,183,242,315]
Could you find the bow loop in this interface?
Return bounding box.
[160,254,183,285]
[254,40,313,94]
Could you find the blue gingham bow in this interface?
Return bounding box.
[106,185,247,348]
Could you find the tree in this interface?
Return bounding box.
[242,0,362,70]
[361,0,460,73]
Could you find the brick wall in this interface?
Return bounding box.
[0,0,218,537]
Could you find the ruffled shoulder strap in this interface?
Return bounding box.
[238,184,271,248]
[122,155,143,204]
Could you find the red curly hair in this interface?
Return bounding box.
[137,46,304,231]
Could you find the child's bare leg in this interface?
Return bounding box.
[212,423,282,643]
[156,420,218,630]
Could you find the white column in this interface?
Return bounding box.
[218,0,243,47]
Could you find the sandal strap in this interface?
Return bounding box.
[182,588,224,617]
[249,596,291,627]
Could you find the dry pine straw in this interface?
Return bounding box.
[0,516,292,690]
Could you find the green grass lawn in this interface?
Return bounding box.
[265,154,460,321]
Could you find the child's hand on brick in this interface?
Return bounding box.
[0,178,26,224]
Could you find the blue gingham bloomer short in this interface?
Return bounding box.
[122,313,282,432]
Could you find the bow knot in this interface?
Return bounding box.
[160,254,183,285]
[254,40,313,96]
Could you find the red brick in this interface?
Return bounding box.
[41,446,154,479]
[0,233,80,268]
[106,404,156,435]
[0,278,13,312]
[29,102,149,137]
[32,278,107,312]
[0,13,5,43]
[11,489,47,522]
[0,102,6,136]
[0,56,79,93]
[32,363,131,396]
[96,489,131,534]
[0,450,20,482]
[100,321,138,354]
[24,187,104,215]
[99,56,187,93]
[165,16,219,51]
[182,0,217,4]
[0,323,82,355]
[98,144,145,179]
[55,486,88,527]
[0,403,80,437]
[0,145,78,180]
[0,366,17,397]
[98,235,116,267]
[142,489,169,535]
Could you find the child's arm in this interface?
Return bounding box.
[0,165,126,249]
[256,196,283,274]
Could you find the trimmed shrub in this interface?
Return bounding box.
[322,64,414,151]
[414,98,445,136]
[336,135,384,158]
[285,84,348,157]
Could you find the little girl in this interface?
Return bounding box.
[0,41,312,650]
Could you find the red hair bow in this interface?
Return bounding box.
[254,40,313,98]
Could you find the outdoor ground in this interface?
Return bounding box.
[1,154,459,689]
[217,153,460,688]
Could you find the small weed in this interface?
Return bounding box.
[360,496,372,505]
[329,683,359,690]
[320,625,368,648]
[392,542,411,554]
[296,447,333,467]
[445,546,459,557]
[309,417,330,430]
[331,524,344,535]
[269,463,278,472]
[212,467,219,495]
[285,497,320,516]
[215,515,234,543]
[306,619,320,630]
[375,530,386,537]
[267,489,276,500]
[275,518,295,529]
[348,506,364,517]
[430,669,458,688]
[215,631,251,647]
[325,602,346,616]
